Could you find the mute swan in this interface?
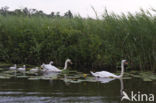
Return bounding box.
[9,64,17,76]
[29,67,39,73]
[40,61,54,71]
[18,65,26,76]
[91,60,127,78]
[41,59,72,72]
[9,64,17,70]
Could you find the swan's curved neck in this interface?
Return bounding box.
[63,60,68,70]
[119,62,124,78]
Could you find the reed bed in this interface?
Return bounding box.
[0,10,155,72]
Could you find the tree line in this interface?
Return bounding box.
[0,6,73,18]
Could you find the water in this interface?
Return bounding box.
[0,77,156,103]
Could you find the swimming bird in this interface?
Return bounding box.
[91,60,128,78]
[29,67,39,73]
[41,61,54,71]
[9,64,17,76]
[9,64,17,70]
[41,59,72,72]
[18,65,26,76]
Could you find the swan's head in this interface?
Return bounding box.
[49,61,53,65]
[66,59,72,64]
[122,60,128,65]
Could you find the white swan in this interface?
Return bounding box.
[41,59,72,72]
[41,61,54,72]
[91,60,127,78]
[18,65,26,76]
[9,64,17,76]
[9,64,17,70]
[29,67,39,73]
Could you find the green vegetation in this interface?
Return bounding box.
[0,7,156,72]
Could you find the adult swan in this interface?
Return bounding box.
[91,60,127,78]
[41,59,72,72]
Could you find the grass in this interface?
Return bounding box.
[0,10,155,72]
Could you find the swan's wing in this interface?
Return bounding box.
[93,71,118,78]
[49,65,60,71]
[49,64,62,72]
[43,64,61,72]
[43,64,52,69]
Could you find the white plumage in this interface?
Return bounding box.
[9,64,17,76]
[9,64,17,70]
[18,65,26,76]
[91,71,119,78]
[91,60,127,78]
[29,67,39,73]
[41,59,72,72]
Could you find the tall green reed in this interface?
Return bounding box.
[0,10,155,72]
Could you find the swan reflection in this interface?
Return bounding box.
[95,77,115,83]
[95,77,124,98]
[43,72,60,78]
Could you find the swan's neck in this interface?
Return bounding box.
[63,60,68,70]
[119,62,124,78]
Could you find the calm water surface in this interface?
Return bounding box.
[0,77,156,103]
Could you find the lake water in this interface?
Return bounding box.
[0,73,156,103]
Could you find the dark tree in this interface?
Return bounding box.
[64,10,73,18]
[23,8,30,16]
[0,6,9,16]
[14,9,23,15]
[0,6,74,18]
[56,12,60,17]
[50,12,55,17]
